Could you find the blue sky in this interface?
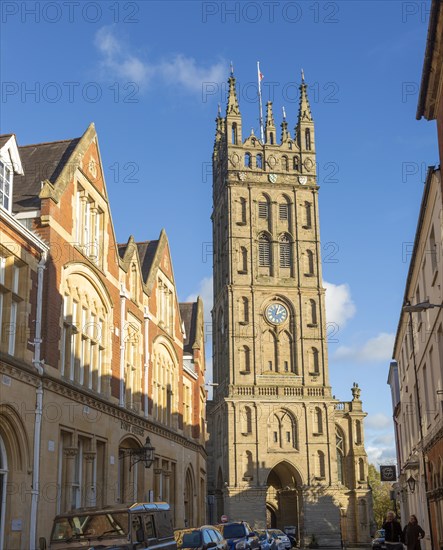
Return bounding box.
[1,0,438,465]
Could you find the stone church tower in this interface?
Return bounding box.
[207,72,374,547]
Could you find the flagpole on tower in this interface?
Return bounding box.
[257,61,264,143]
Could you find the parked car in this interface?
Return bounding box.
[175,526,227,550]
[371,529,386,549]
[215,521,260,550]
[254,529,276,550]
[267,530,291,550]
[39,502,177,550]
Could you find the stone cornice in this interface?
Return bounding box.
[0,353,206,458]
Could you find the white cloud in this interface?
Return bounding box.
[334,332,395,363]
[366,445,397,466]
[94,26,225,92]
[365,413,392,430]
[158,55,225,93]
[323,281,356,328]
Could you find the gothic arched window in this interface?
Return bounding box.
[232,123,237,145]
[309,299,317,325]
[304,201,312,228]
[282,155,289,172]
[241,345,251,373]
[258,233,271,267]
[314,407,323,434]
[336,427,345,484]
[239,247,248,273]
[256,154,263,169]
[358,458,365,482]
[244,152,251,168]
[306,250,314,275]
[355,420,362,445]
[243,406,253,434]
[293,156,300,171]
[305,128,311,150]
[317,451,325,478]
[309,347,320,374]
[279,234,291,268]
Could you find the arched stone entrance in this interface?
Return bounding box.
[0,434,7,550]
[184,467,195,527]
[266,462,302,544]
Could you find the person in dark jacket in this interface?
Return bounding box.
[382,511,403,549]
[403,515,425,550]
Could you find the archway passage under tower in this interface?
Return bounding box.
[266,462,302,544]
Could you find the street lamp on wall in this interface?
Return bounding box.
[119,436,155,471]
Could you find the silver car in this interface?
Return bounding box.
[267,530,291,550]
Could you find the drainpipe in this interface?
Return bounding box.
[29,250,47,550]
[119,284,127,407]
[143,306,151,418]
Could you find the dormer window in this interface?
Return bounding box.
[0,161,12,211]
[0,135,24,213]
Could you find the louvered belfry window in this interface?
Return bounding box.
[258,201,268,219]
[259,234,271,266]
[279,234,291,267]
[279,203,288,220]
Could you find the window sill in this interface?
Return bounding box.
[237,270,247,275]
[308,372,320,376]
[239,370,251,375]
[304,273,315,277]
[239,321,248,326]
[313,432,323,436]
[307,323,318,328]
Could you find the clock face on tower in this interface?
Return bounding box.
[265,303,288,325]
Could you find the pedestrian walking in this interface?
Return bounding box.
[403,515,425,550]
[382,511,403,550]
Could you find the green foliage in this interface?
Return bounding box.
[368,463,395,528]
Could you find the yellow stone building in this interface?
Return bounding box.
[207,73,373,547]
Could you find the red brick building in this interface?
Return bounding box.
[0,124,206,549]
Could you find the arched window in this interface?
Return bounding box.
[269,410,298,449]
[306,250,314,275]
[336,427,345,484]
[256,154,263,169]
[358,458,365,482]
[239,197,247,223]
[263,329,277,372]
[241,297,249,323]
[304,201,312,228]
[258,234,271,267]
[355,420,362,445]
[310,347,320,374]
[270,132,274,145]
[279,234,291,268]
[305,128,311,150]
[280,331,294,374]
[244,451,253,477]
[314,407,323,434]
[309,299,317,325]
[239,247,248,273]
[317,451,325,478]
[244,152,251,168]
[293,156,300,171]
[241,345,251,373]
[232,123,237,145]
[282,155,289,171]
[243,406,253,434]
